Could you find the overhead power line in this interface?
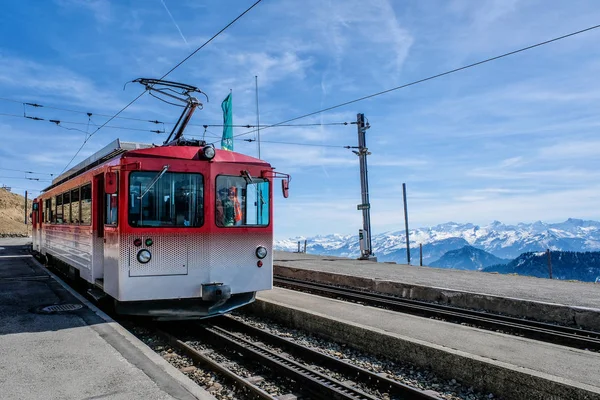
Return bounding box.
[0,112,165,134]
[1,97,350,130]
[159,0,263,80]
[0,175,52,182]
[0,167,54,176]
[188,132,350,149]
[60,0,263,174]
[232,23,600,140]
[243,138,350,149]
[197,122,351,128]
[0,186,42,193]
[0,96,165,124]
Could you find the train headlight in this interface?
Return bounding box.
[255,246,267,259]
[137,249,152,263]
[201,145,215,160]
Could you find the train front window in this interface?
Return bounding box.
[216,175,270,227]
[129,172,204,227]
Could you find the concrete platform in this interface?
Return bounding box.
[274,251,600,330]
[253,287,600,400]
[0,237,214,400]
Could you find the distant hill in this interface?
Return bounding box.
[483,251,600,282]
[377,237,470,265]
[0,188,32,235]
[430,245,510,270]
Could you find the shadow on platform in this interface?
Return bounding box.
[0,241,105,335]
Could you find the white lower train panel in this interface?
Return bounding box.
[43,228,93,282]
[107,233,273,302]
[39,229,273,307]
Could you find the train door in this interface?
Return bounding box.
[92,174,105,287]
[32,201,41,252]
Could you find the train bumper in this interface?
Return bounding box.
[114,291,256,320]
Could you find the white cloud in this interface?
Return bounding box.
[0,56,123,110]
[537,140,600,160]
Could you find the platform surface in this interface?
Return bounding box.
[0,237,213,400]
[274,251,600,310]
[257,287,600,398]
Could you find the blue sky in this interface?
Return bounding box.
[1,0,600,240]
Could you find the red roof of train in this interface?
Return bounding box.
[125,146,270,165]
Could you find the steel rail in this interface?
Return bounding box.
[198,323,380,400]
[216,316,442,399]
[156,328,277,400]
[274,276,600,351]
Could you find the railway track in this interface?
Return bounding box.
[159,317,441,400]
[274,276,600,352]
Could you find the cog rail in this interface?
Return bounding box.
[199,322,380,400]
[157,328,276,399]
[214,316,441,399]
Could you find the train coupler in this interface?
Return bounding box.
[201,283,232,302]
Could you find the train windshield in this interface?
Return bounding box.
[216,175,269,227]
[129,172,203,227]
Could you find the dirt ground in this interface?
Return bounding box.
[0,188,32,235]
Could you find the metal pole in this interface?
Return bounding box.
[304,240,307,254]
[255,76,261,160]
[402,183,410,264]
[355,113,375,260]
[24,190,28,225]
[297,241,300,253]
[547,249,553,279]
[420,243,423,266]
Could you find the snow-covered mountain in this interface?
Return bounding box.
[274,218,600,265]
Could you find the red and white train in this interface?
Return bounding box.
[31,138,289,319]
[30,79,289,319]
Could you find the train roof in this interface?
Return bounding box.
[43,139,271,193]
[44,139,152,192]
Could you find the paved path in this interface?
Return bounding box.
[274,251,600,310]
[0,237,213,400]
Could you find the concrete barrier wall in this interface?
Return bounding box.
[248,298,600,400]
[274,266,600,331]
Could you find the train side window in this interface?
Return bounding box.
[63,191,71,224]
[56,194,63,224]
[80,184,92,225]
[71,187,80,224]
[45,199,52,223]
[105,193,118,226]
[51,196,56,223]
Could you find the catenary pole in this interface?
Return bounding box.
[403,183,410,264]
[355,113,376,260]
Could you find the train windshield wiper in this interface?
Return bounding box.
[138,165,169,199]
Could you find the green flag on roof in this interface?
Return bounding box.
[221,93,233,151]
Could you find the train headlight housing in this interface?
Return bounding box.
[137,249,152,264]
[255,246,267,259]
[201,145,215,160]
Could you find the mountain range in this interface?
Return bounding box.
[429,245,511,270]
[275,219,600,269]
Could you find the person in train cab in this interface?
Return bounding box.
[216,186,242,226]
[174,184,190,226]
